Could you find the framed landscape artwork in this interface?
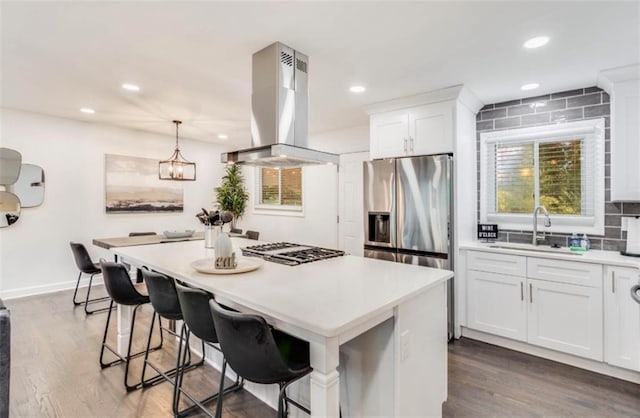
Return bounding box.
[105,154,183,213]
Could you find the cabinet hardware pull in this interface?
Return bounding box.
[520,282,524,301]
[612,271,615,293]
[529,283,533,303]
[404,138,407,153]
[410,136,414,152]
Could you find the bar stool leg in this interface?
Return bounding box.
[72,272,83,305]
[214,359,228,418]
[83,273,112,315]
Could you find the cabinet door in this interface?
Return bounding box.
[370,111,408,159]
[604,266,640,371]
[408,101,453,156]
[527,279,603,361]
[467,270,527,341]
[611,79,640,201]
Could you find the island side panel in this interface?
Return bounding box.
[395,281,448,417]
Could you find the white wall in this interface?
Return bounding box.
[0,108,226,298]
[308,125,369,154]
[238,125,369,248]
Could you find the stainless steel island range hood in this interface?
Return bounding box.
[221,42,338,167]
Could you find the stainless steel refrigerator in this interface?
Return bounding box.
[363,154,454,339]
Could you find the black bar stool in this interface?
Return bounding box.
[209,299,312,418]
[69,242,111,314]
[174,283,243,418]
[140,270,205,391]
[99,261,163,392]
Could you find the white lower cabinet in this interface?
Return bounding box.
[466,251,606,363]
[604,266,640,371]
[467,270,526,341]
[527,279,603,361]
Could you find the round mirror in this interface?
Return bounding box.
[8,164,45,208]
[0,148,22,185]
[0,192,21,227]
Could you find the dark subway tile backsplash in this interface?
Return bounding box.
[495,116,521,129]
[584,86,603,94]
[476,120,494,131]
[508,104,536,117]
[540,98,567,112]
[550,108,583,122]
[551,88,585,99]
[521,113,550,126]
[521,94,551,104]
[494,99,522,108]
[481,108,507,120]
[567,92,602,108]
[477,85,634,250]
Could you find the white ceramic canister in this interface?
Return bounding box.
[204,225,221,248]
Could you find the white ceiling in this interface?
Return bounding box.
[1,1,638,147]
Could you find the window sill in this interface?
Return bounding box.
[483,214,604,236]
[253,205,305,217]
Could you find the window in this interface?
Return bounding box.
[480,119,605,234]
[256,167,303,210]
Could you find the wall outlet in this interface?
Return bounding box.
[400,330,410,361]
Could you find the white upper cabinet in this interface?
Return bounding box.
[369,110,409,159]
[598,64,640,201]
[369,102,453,159]
[604,266,640,371]
[365,85,482,160]
[408,101,453,156]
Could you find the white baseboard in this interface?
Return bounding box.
[461,327,640,384]
[1,277,104,300]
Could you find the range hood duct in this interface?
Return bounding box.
[221,42,338,167]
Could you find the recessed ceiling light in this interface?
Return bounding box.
[121,83,140,92]
[349,85,366,93]
[523,36,550,49]
[80,107,95,114]
[217,134,228,140]
[521,83,540,91]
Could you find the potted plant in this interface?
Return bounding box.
[215,164,249,228]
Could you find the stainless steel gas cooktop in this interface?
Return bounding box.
[241,242,345,266]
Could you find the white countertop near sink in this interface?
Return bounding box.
[460,241,640,269]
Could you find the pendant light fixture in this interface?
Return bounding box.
[159,120,196,181]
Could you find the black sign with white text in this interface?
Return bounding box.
[477,224,498,241]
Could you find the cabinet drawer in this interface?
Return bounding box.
[527,257,602,288]
[467,251,526,277]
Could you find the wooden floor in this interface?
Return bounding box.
[5,288,640,417]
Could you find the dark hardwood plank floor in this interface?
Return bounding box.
[443,338,640,417]
[5,288,640,417]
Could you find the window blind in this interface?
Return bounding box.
[259,167,302,206]
[485,136,595,217]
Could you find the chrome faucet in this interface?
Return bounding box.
[533,205,552,245]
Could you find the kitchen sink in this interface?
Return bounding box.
[488,243,583,256]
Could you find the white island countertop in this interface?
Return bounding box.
[111,238,453,417]
[113,238,453,339]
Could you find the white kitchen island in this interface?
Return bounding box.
[112,239,452,417]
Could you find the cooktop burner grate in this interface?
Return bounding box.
[242,242,345,265]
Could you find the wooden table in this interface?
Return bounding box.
[111,239,452,417]
[93,232,205,249]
